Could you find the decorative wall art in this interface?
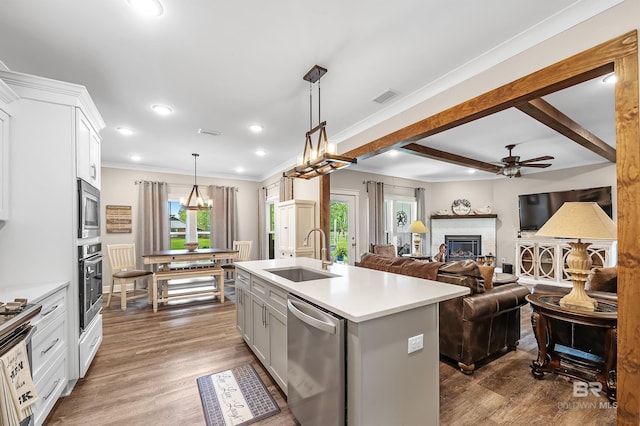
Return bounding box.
[106,205,132,233]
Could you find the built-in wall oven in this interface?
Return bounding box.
[77,178,100,239]
[78,242,103,333]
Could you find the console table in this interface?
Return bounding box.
[526,293,617,401]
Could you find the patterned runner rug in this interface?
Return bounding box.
[197,364,280,426]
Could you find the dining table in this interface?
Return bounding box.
[142,248,238,312]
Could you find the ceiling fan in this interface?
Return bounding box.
[498,144,554,178]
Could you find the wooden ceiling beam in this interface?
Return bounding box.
[400,143,502,174]
[515,98,616,162]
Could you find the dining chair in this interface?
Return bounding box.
[222,241,252,284]
[106,243,153,310]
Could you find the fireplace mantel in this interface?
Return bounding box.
[431,214,497,220]
[430,215,497,259]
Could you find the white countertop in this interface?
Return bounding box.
[236,258,469,322]
[1,281,69,305]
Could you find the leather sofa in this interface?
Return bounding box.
[357,253,530,374]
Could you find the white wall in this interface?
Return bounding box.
[101,167,260,284]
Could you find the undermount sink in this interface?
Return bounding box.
[265,267,340,282]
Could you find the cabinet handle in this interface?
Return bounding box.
[42,304,59,317]
[90,336,100,349]
[90,163,97,179]
[44,379,61,401]
[41,338,60,355]
[238,288,243,305]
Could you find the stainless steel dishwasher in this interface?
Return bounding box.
[287,294,346,426]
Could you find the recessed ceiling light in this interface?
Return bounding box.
[151,104,173,115]
[256,149,266,156]
[235,167,245,173]
[117,127,134,136]
[467,169,477,174]
[388,150,399,157]
[250,124,263,133]
[130,154,141,162]
[127,0,164,17]
[602,74,617,84]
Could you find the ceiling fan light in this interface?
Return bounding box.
[503,165,519,177]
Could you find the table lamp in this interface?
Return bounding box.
[408,220,428,256]
[535,202,617,310]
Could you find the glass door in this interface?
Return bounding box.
[330,193,357,264]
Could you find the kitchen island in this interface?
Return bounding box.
[236,258,469,426]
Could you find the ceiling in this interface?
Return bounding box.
[0,0,619,182]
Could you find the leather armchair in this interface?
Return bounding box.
[438,272,530,373]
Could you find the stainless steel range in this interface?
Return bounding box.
[0,299,42,426]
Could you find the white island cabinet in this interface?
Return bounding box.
[236,258,468,426]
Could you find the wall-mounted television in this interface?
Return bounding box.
[518,186,613,231]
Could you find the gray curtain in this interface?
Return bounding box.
[137,181,170,267]
[279,176,294,201]
[366,181,385,247]
[257,187,267,259]
[415,187,426,223]
[415,187,427,254]
[209,185,238,249]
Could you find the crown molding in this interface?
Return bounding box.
[0,69,105,130]
[0,78,18,104]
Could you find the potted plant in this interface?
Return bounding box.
[333,246,348,262]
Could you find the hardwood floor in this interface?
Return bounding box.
[46,290,616,425]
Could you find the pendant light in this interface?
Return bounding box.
[181,153,212,210]
[283,65,356,179]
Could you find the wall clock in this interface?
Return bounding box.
[452,199,472,215]
[396,210,408,226]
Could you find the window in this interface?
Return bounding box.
[384,196,417,256]
[169,200,211,249]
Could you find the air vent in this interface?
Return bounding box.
[198,128,221,136]
[373,89,398,104]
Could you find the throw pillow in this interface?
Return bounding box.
[586,266,617,293]
[478,265,495,290]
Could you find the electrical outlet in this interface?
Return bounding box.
[408,334,424,354]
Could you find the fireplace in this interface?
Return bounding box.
[445,235,482,261]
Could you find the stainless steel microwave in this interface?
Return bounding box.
[78,179,100,239]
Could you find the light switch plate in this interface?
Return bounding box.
[408,334,424,354]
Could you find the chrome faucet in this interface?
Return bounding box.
[303,227,333,270]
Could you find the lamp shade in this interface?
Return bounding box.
[408,220,428,234]
[535,202,616,239]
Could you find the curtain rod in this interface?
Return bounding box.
[134,181,238,191]
[362,180,425,191]
[262,181,279,190]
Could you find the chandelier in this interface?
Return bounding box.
[181,153,211,210]
[283,65,356,179]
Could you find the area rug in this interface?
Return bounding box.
[197,364,280,426]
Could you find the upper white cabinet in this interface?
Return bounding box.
[76,108,101,189]
[277,199,316,259]
[0,107,9,220]
[516,237,617,286]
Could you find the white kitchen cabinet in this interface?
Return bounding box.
[277,199,315,259]
[0,69,105,393]
[0,107,9,220]
[248,275,288,393]
[30,285,68,426]
[516,237,617,286]
[76,108,101,189]
[235,268,252,344]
